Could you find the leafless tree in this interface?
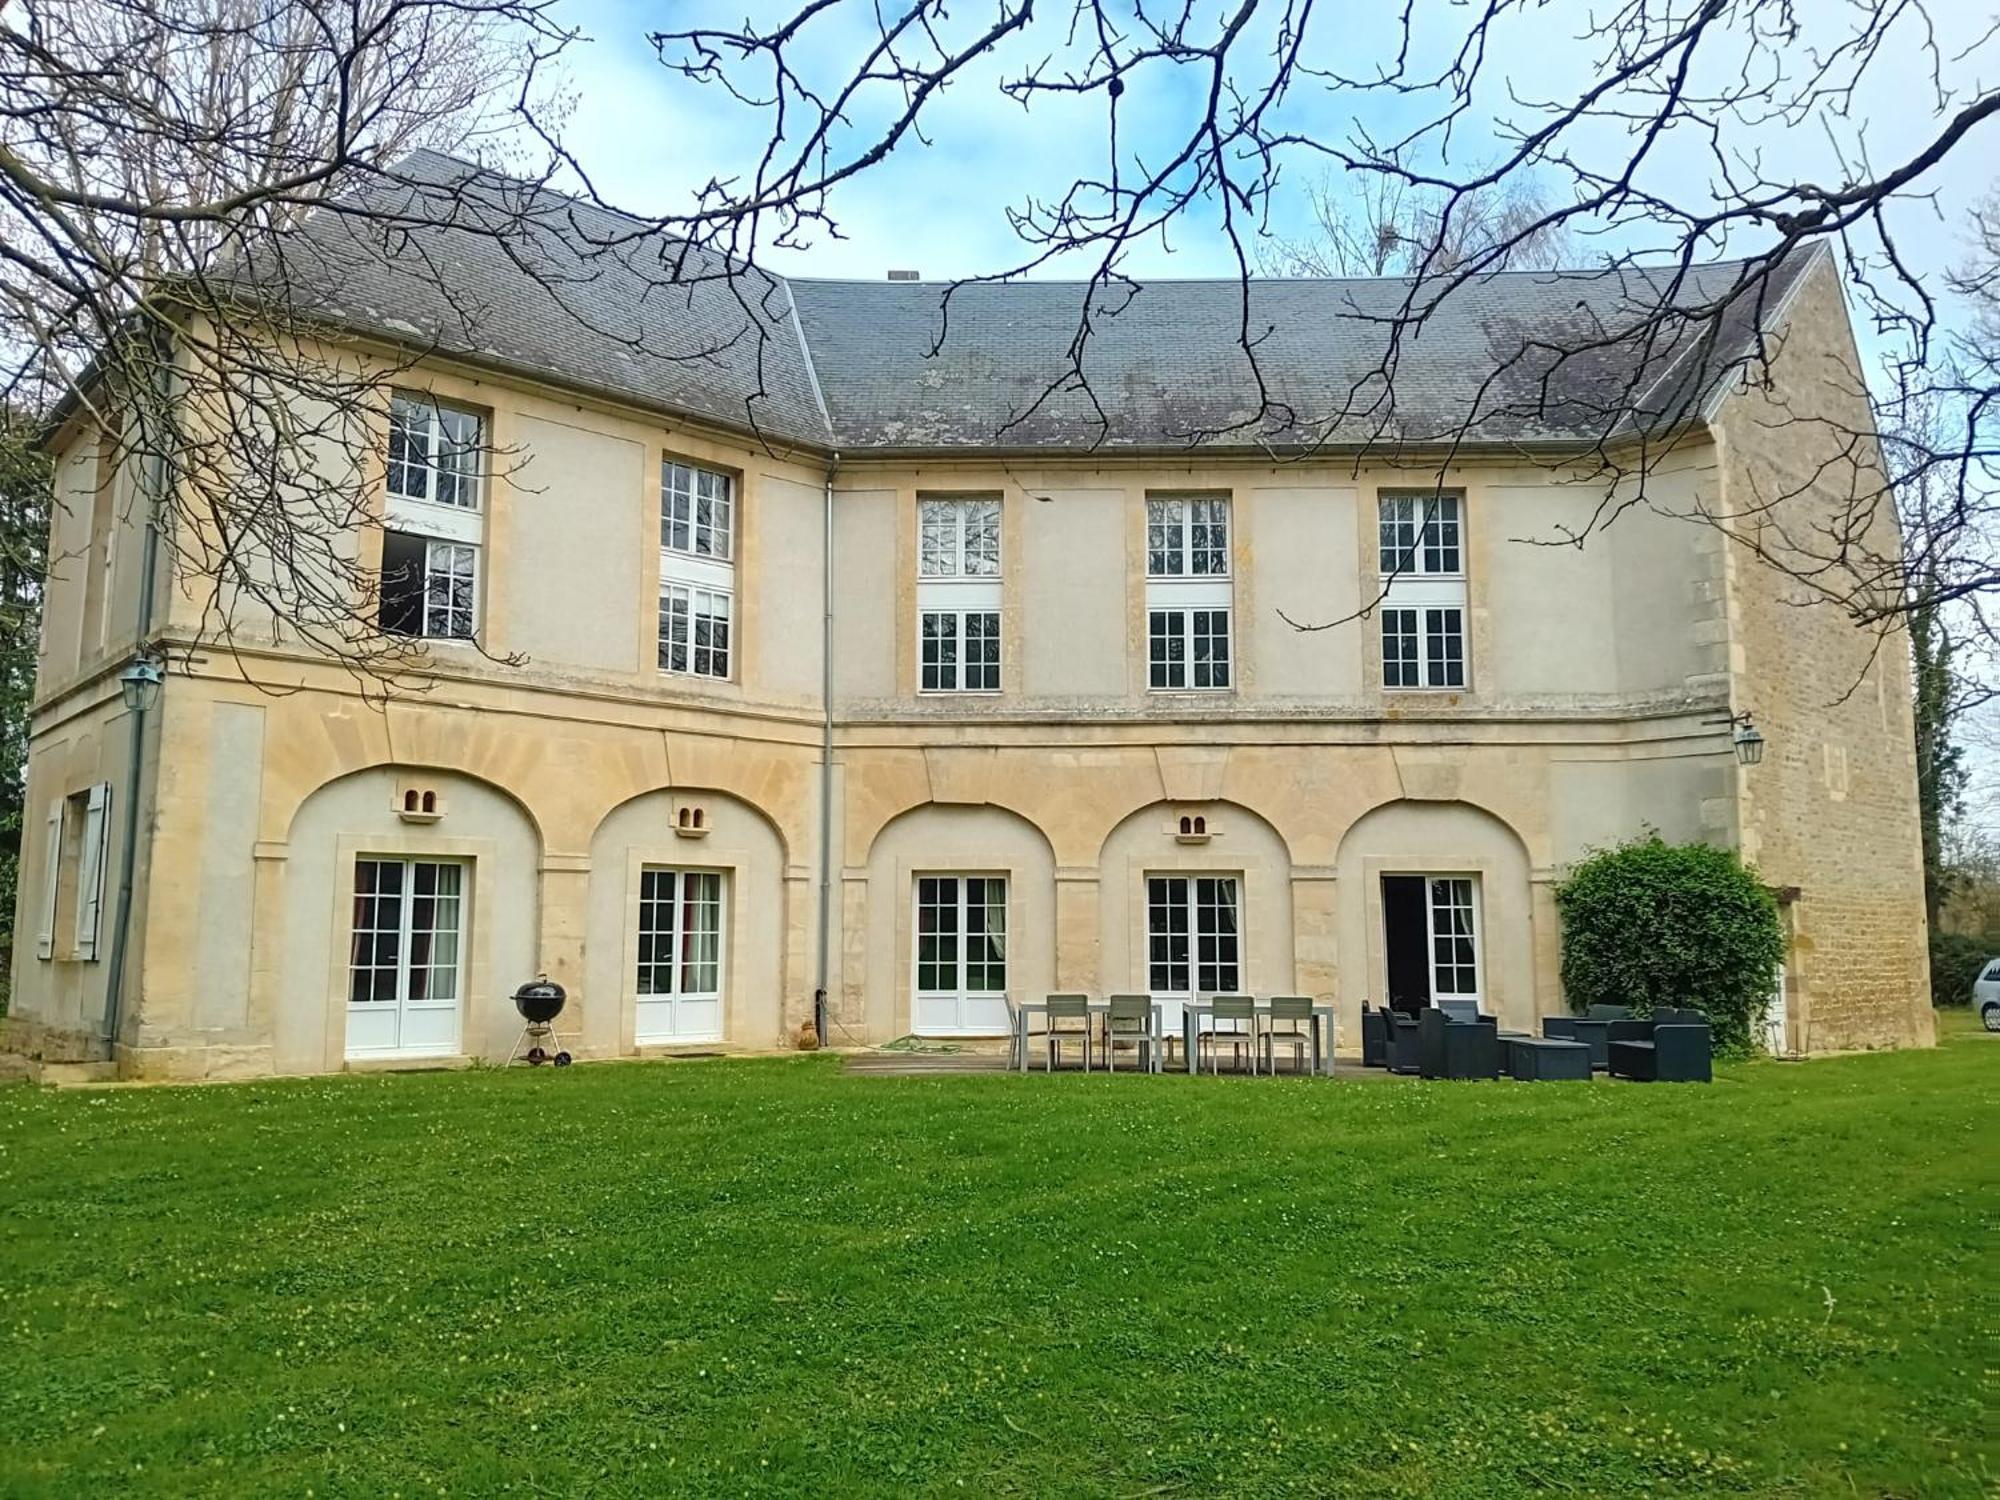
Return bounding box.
[648,0,1997,635]
[0,0,579,682]
[1265,173,1573,279]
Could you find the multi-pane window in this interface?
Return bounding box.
[1427,877,1480,999]
[1377,493,1461,576]
[659,584,732,679]
[660,459,736,681]
[381,531,476,641]
[636,868,725,1043]
[1147,875,1240,995]
[914,875,1010,1035]
[381,393,485,642]
[388,395,483,509]
[1148,607,1231,690]
[1377,491,1468,690]
[346,858,464,1057]
[920,497,1000,578]
[917,496,1003,694]
[663,462,734,560]
[1147,496,1230,577]
[920,610,1001,693]
[1380,606,1465,689]
[1146,495,1233,691]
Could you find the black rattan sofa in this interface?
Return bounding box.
[1605,1008,1713,1082]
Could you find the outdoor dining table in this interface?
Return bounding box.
[1180,999,1337,1075]
[1013,999,1167,1073]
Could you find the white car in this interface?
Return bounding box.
[1978,959,2000,1032]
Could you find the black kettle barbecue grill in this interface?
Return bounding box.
[509,976,574,1067]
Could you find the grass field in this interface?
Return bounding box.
[0,1020,1990,1497]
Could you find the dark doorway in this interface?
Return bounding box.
[1382,875,1431,1014]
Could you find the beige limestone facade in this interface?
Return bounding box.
[5,258,1932,1078]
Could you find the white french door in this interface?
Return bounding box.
[346,857,465,1058]
[913,875,1010,1035]
[636,868,726,1043]
[1147,874,1241,1037]
[1424,876,1482,1005]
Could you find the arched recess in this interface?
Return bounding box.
[274,765,542,1074]
[586,787,788,1054]
[1333,798,1536,1033]
[863,803,1057,1039]
[1096,800,1294,1039]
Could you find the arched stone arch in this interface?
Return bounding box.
[859,802,1058,1039]
[272,765,542,1074]
[1095,799,1295,1036]
[1333,798,1538,1033]
[586,787,790,1054]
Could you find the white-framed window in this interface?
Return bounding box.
[381,393,485,643]
[388,394,484,509]
[1148,607,1232,690]
[913,874,1010,1035]
[381,532,477,641]
[1147,496,1230,577]
[663,461,734,562]
[1426,876,1480,1000]
[920,496,1000,578]
[1145,494,1233,693]
[920,610,1000,693]
[346,857,465,1057]
[1377,491,1467,690]
[1147,874,1241,995]
[636,867,725,1043]
[917,496,1003,694]
[660,459,737,681]
[659,583,732,679]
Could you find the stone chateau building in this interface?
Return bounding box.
[5,153,1931,1078]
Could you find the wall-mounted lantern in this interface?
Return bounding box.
[118,658,164,714]
[1708,710,1765,767]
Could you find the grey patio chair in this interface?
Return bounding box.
[1042,993,1092,1072]
[1004,996,1023,1070]
[1103,993,1155,1072]
[1200,994,1258,1075]
[1260,995,1316,1075]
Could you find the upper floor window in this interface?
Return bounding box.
[1378,491,1467,690]
[1148,496,1229,577]
[1146,494,1232,691]
[1378,492,1461,577]
[387,394,483,509]
[660,459,735,680]
[663,461,734,561]
[920,496,1000,578]
[917,496,1002,694]
[381,392,485,642]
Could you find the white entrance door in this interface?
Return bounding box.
[346,857,465,1058]
[1147,874,1242,1039]
[913,875,1010,1035]
[1425,876,1482,1008]
[636,868,725,1043]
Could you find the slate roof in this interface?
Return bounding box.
[239,149,1820,455]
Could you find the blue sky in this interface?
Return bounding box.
[547,0,1994,305]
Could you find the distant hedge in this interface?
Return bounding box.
[1930,930,1997,1009]
[1555,835,1785,1053]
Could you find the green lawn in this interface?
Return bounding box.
[0,1025,1990,1498]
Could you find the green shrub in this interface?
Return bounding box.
[1555,835,1785,1053]
[1929,930,1997,1008]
